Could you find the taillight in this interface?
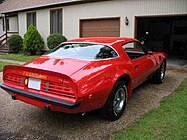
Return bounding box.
[41,81,76,99]
[4,74,25,86]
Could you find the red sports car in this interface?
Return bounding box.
[0,37,167,120]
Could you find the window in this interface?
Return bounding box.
[27,12,36,28]
[50,9,62,34]
[45,43,118,60]
[122,42,147,59]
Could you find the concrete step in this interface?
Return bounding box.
[0,44,9,54]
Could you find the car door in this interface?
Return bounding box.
[122,41,155,88]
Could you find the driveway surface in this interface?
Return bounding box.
[0,66,187,140]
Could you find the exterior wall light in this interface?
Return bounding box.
[125,17,129,25]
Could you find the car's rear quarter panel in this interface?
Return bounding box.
[71,57,134,112]
[71,60,117,111]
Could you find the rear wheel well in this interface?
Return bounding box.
[101,75,130,120]
[117,74,130,86]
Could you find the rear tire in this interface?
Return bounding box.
[101,81,128,121]
[152,60,166,84]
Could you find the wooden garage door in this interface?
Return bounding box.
[80,18,120,37]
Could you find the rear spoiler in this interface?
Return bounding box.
[3,65,73,84]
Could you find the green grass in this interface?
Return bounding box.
[0,54,39,62]
[112,78,187,140]
[0,61,19,71]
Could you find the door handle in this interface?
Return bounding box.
[134,65,138,69]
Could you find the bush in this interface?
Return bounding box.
[8,35,23,54]
[47,33,67,49]
[23,25,44,55]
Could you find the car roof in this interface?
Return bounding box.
[67,37,138,45]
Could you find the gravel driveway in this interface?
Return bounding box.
[0,66,187,140]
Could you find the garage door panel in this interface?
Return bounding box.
[80,18,120,37]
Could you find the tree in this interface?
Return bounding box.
[8,35,23,54]
[47,33,67,49]
[23,25,44,55]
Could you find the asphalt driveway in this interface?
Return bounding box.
[0,66,187,140]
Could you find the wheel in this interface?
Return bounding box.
[101,81,128,121]
[152,60,166,84]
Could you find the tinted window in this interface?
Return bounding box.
[45,43,118,60]
[122,42,145,52]
[122,42,147,59]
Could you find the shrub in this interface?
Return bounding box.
[23,25,44,55]
[47,33,67,49]
[8,35,23,54]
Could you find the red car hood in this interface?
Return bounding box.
[23,56,91,76]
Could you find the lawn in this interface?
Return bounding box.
[0,61,19,71]
[112,78,187,140]
[0,54,39,62]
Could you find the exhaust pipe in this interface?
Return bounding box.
[11,94,16,100]
[44,104,51,111]
[81,112,86,116]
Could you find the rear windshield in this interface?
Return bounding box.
[45,43,118,60]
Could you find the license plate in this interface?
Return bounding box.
[28,78,41,90]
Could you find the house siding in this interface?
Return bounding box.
[19,9,52,50]
[63,0,187,39]
[14,0,187,50]
[37,9,50,49]
[18,12,26,38]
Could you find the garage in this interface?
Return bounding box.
[136,15,187,59]
[80,18,120,37]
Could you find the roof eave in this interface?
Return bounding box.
[1,0,108,15]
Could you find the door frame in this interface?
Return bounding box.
[134,14,187,39]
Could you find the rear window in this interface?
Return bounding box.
[45,43,118,60]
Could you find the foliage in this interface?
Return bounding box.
[0,54,39,62]
[8,35,23,54]
[47,33,67,49]
[0,61,19,71]
[112,78,187,140]
[23,25,44,55]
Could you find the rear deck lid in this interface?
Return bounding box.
[23,56,91,76]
